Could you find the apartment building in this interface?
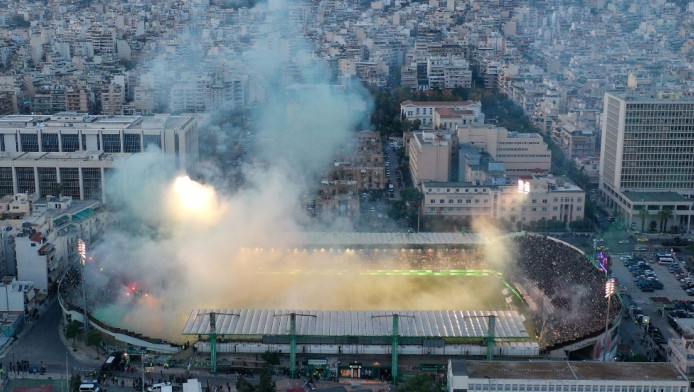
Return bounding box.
[409,132,452,185]
[100,84,124,115]
[0,112,198,202]
[421,175,584,228]
[400,100,483,128]
[457,126,552,176]
[448,360,688,392]
[65,87,91,113]
[599,92,694,231]
[0,277,35,315]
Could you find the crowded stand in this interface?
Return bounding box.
[510,234,621,349]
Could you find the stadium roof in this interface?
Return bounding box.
[298,232,486,246]
[182,309,529,339]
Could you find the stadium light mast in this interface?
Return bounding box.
[274,312,317,379]
[77,239,89,335]
[602,278,616,362]
[196,311,239,374]
[466,315,496,360]
[372,313,415,385]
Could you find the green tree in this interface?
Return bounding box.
[657,209,674,232]
[52,183,63,198]
[398,374,442,392]
[65,320,81,348]
[637,207,649,232]
[649,220,658,232]
[257,366,276,392]
[261,351,280,366]
[236,377,255,392]
[70,375,82,392]
[85,329,103,357]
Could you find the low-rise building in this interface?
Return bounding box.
[400,100,483,128]
[448,359,688,392]
[421,175,585,229]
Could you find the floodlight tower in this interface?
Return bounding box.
[77,239,88,335]
[196,311,239,374]
[372,313,415,385]
[466,315,496,360]
[274,312,317,379]
[602,278,616,362]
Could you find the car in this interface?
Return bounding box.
[148,383,172,392]
[619,239,630,244]
[637,237,650,242]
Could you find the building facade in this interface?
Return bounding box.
[400,100,483,128]
[421,175,585,228]
[599,92,694,231]
[448,360,688,392]
[456,126,552,176]
[409,132,452,185]
[0,113,198,202]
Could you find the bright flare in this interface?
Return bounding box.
[168,175,221,225]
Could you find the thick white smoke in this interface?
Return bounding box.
[84,0,510,342]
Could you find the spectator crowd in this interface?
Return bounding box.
[511,234,622,349]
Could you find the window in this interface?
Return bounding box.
[103,134,121,153]
[20,134,39,152]
[41,133,59,152]
[62,134,79,152]
[440,199,445,203]
[123,133,141,153]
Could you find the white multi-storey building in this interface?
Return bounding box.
[421,175,585,229]
[448,360,688,392]
[0,112,198,202]
[599,92,694,231]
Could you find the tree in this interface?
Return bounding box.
[649,220,658,232]
[52,183,63,198]
[85,329,103,358]
[70,375,83,392]
[236,377,255,392]
[398,374,442,392]
[657,209,674,232]
[257,366,276,392]
[65,320,81,348]
[637,207,649,232]
[261,351,280,366]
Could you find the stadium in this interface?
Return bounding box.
[58,231,622,376]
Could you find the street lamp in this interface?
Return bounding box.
[602,278,616,362]
[78,239,89,335]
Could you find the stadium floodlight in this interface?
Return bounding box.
[602,278,617,362]
[605,278,616,298]
[78,239,89,335]
[78,239,86,264]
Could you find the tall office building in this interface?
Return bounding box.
[0,112,199,203]
[599,92,694,231]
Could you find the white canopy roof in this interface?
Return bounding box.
[182,309,529,339]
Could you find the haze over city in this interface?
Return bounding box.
[0,0,693,387]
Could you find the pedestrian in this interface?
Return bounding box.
[227,382,230,392]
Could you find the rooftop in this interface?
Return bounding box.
[622,191,691,204]
[464,360,686,381]
[183,309,530,339]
